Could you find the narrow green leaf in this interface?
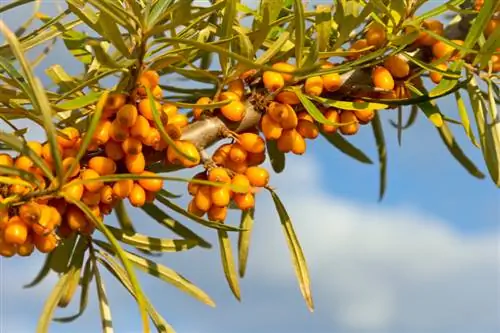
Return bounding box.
[429,60,464,98]
[309,95,388,111]
[371,113,387,201]
[0,165,40,187]
[255,31,291,66]
[94,263,114,333]
[219,0,237,73]
[49,234,78,274]
[406,85,444,127]
[316,4,332,52]
[460,0,497,58]
[389,104,418,131]
[58,237,88,308]
[95,240,215,307]
[218,230,241,301]
[142,203,211,249]
[147,0,174,28]
[252,2,271,50]
[55,91,104,111]
[403,52,461,79]
[269,189,313,311]
[294,88,338,126]
[238,208,254,278]
[293,0,305,65]
[0,56,33,99]
[455,91,479,148]
[36,272,72,333]
[266,139,286,173]
[414,0,465,22]
[97,10,132,58]
[319,129,373,164]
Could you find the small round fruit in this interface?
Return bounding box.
[138,171,163,192]
[280,104,298,130]
[262,70,285,91]
[231,174,251,193]
[432,41,454,59]
[188,200,205,217]
[122,137,143,155]
[27,141,43,156]
[277,129,297,153]
[169,114,189,128]
[0,154,13,168]
[104,93,127,112]
[261,114,283,140]
[353,107,375,124]
[188,172,206,196]
[105,140,125,161]
[129,183,146,207]
[484,19,499,38]
[82,169,104,192]
[220,100,245,122]
[193,97,212,120]
[372,66,395,90]
[322,73,342,92]
[365,23,386,48]
[238,133,266,154]
[229,143,248,163]
[19,202,41,225]
[125,152,146,174]
[207,205,227,222]
[208,167,231,184]
[417,20,444,46]
[17,236,34,256]
[138,99,162,121]
[212,144,231,165]
[113,179,134,198]
[0,235,16,257]
[339,111,360,135]
[92,120,111,146]
[66,206,88,231]
[348,39,369,60]
[100,185,114,204]
[109,120,130,142]
[227,79,245,98]
[246,151,266,166]
[383,55,410,79]
[116,104,138,128]
[89,156,117,176]
[276,91,300,105]
[130,115,151,140]
[225,159,248,174]
[296,119,319,139]
[194,186,212,212]
[292,133,306,155]
[15,156,34,171]
[430,63,447,84]
[218,91,240,102]
[233,192,255,210]
[245,166,269,187]
[82,190,102,206]
[33,233,58,253]
[4,217,29,245]
[267,102,290,123]
[304,76,324,96]
[271,62,295,82]
[211,186,231,207]
[57,127,80,148]
[62,157,80,178]
[62,180,84,201]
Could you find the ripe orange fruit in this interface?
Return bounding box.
[66,205,88,231]
[15,155,34,171]
[484,19,499,38]
[353,107,375,124]
[4,216,28,245]
[365,23,386,48]
[27,141,43,156]
[207,205,227,222]
[267,102,289,123]
[145,190,156,203]
[141,127,161,147]
[280,104,298,130]
[105,140,125,161]
[188,172,206,196]
[231,174,251,193]
[42,142,61,164]
[246,151,266,166]
[169,113,189,128]
[82,190,102,206]
[130,115,151,140]
[298,110,314,122]
[193,97,212,120]
[0,234,16,257]
[89,156,117,176]
[348,39,369,60]
[129,183,146,207]
[166,141,200,168]
[276,91,300,105]
[238,133,265,154]
[62,157,80,178]
[188,199,205,217]
[33,233,58,253]
[372,66,395,90]
[57,127,80,148]
[227,79,245,98]
[194,185,212,212]
[122,137,143,155]
[113,179,134,198]
[212,144,232,165]
[100,185,114,204]
[297,119,319,139]
[0,153,13,168]
[92,120,111,146]
[229,143,248,163]
[125,152,146,174]
[62,180,84,201]
[142,70,160,88]
[339,111,360,135]
[430,63,447,84]
[116,104,138,128]
[138,98,161,121]
[417,20,444,46]
[277,129,297,153]
[164,123,182,141]
[233,192,255,210]
[138,171,163,192]
[208,168,231,184]
[225,159,248,174]
[291,133,306,155]
[271,62,295,82]
[218,91,240,102]
[322,72,342,92]
[245,166,269,187]
[162,103,178,121]
[383,55,410,79]
[0,208,9,230]
[104,93,127,111]
[432,41,455,59]
[211,186,231,207]
[220,100,245,122]
[304,76,324,96]
[17,235,35,256]
[261,114,283,140]
[152,85,163,99]
[262,70,285,91]
[109,119,130,142]
[19,202,41,225]
[82,169,104,192]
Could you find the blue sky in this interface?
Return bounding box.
[0,1,499,333]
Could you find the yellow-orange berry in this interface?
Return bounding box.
[280,104,298,130]
[194,186,212,212]
[365,23,386,48]
[277,129,297,153]
[62,180,84,201]
[276,91,300,105]
[263,70,285,91]
[383,55,410,79]
[245,166,269,187]
[207,205,228,222]
[322,73,342,92]
[188,199,205,217]
[220,100,245,122]
[4,216,28,245]
[15,156,34,171]
[27,141,43,156]
[138,99,161,121]
[18,202,41,225]
[17,235,34,256]
[227,79,245,98]
[267,102,289,123]
[121,137,143,156]
[271,62,295,82]
[109,119,130,142]
[233,192,255,210]
[89,156,117,176]
[238,133,266,154]
[62,157,80,178]
[0,154,13,168]
[246,151,266,166]
[100,185,114,205]
[152,85,163,99]
[113,179,134,198]
[372,66,395,90]
[231,174,251,193]
[229,143,248,163]
[92,120,112,146]
[125,152,146,174]
[322,109,340,133]
[417,20,444,46]
[82,190,101,206]
[57,127,80,148]
[164,123,182,141]
[304,76,324,96]
[105,140,125,161]
[130,115,151,140]
[339,111,360,135]
[162,103,177,121]
[485,19,499,38]
[141,127,161,147]
[169,113,189,128]
[116,104,138,128]
[353,108,375,125]
[166,141,200,168]
[142,70,160,88]
[104,93,127,111]
[292,133,306,155]
[33,233,58,253]
[261,114,283,140]
[218,91,240,102]
[348,39,369,60]
[82,169,104,192]
[225,159,248,174]
[129,183,146,207]
[193,97,212,120]
[430,63,447,84]
[432,41,455,59]
[66,206,88,232]
[208,168,231,184]
[211,186,231,207]
[138,171,163,192]
[212,144,232,166]
[297,119,319,139]
[188,172,206,196]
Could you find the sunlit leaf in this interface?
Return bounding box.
[319,129,373,164]
[218,230,241,301]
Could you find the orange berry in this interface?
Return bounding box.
[27,141,43,156]
[19,202,41,225]
[238,133,266,154]
[372,66,395,90]
[33,233,58,253]
[430,63,447,84]
[365,23,386,48]
[218,91,240,102]
[194,185,212,212]
[277,129,297,153]
[212,144,232,165]
[353,107,375,125]
[339,111,360,135]
[227,79,245,98]
[233,192,255,210]
[432,41,455,59]
[62,180,84,201]
[267,102,290,123]
[4,216,28,245]
[207,205,228,222]
[297,119,319,139]
[15,156,34,171]
[271,62,295,82]
[17,235,35,256]
[105,140,125,161]
[188,172,206,196]
[62,157,80,178]
[280,104,298,130]
[383,55,410,79]
[116,104,138,128]
[304,76,324,96]
[348,39,368,59]
[169,113,189,128]
[104,93,127,111]
[263,70,285,91]
[162,103,178,122]
[113,179,134,198]
[208,168,231,184]
[193,97,212,120]
[0,154,13,168]
[125,152,146,174]
[92,120,112,146]
[82,190,101,206]
[109,119,130,142]
[152,85,163,99]
[142,70,160,88]
[166,141,200,168]
[485,19,499,38]
[130,115,151,140]
[66,206,88,232]
[0,208,10,230]
[138,171,163,192]
[322,73,342,92]
[129,183,146,207]
[57,127,80,148]
[100,185,114,204]
[188,199,205,217]
[42,142,61,164]
[142,127,161,147]
[0,234,16,257]
[231,174,251,194]
[220,100,245,122]
[417,20,444,46]
[229,143,248,163]
[82,169,104,193]
[292,133,306,155]
[138,99,161,121]
[245,166,269,187]
[225,159,248,174]
[211,186,231,207]
[276,91,300,105]
[122,137,143,155]
[246,151,266,166]
[89,156,117,176]
[261,114,283,140]
[164,123,182,140]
